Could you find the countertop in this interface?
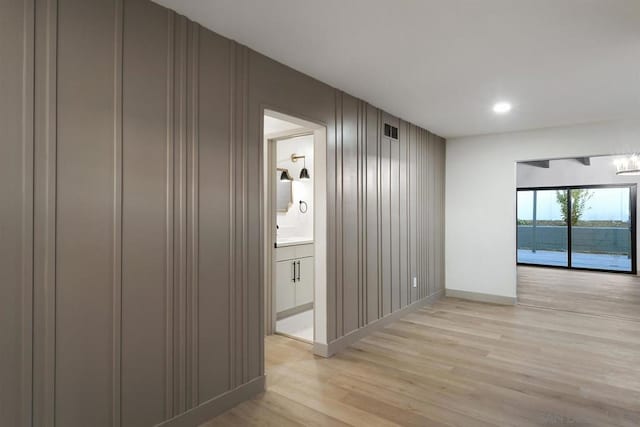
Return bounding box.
[275,238,314,248]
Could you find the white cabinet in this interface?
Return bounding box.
[295,257,314,306]
[274,244,314,315]
[275,260,296,312]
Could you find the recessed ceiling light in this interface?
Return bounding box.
[493,101,512,114]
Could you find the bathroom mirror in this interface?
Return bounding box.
[276,172,293,212]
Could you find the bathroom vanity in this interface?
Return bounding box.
[274,241,314,318]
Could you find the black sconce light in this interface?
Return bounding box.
[291,153,310,180]
[278,168,293,181]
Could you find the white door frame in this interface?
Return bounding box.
[262,109,328,352]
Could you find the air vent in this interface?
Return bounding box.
[384,123,398,140]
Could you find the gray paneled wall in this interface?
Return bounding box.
[1,0,445,425]
[329,98,446,340]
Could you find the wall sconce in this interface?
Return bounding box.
[278,167,293,181]
[291,153,310,180]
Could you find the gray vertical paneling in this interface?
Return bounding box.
[435,136,441,291]
[164,11,176,420]
[239,45,250,387]
[246,54,263,384]
[437,136,446,290]
[186,19,200,410]
[399,122,409,308]
[55,0,116,425]
[365,104,380,323]
[0,0,33,425]
[429,132,437,296]
[21,1,35,425]
[380,121,392,317]
[112,1,123,426]
[358,100,367,327]
[390,119,400,312]
[424,130,430,299]
[377,109,384,318]
[32,0,57,424]
[415,130,421,298]
[197,28,231,403]
[172,14,188,416]
[230,41,249,387]
[416,128,422,299]
[409,126,417,303]
[121,1,169,425]
[326,95,338,340]
[341,93,359,334]
[418,132,429,298]
[8,1,447,425]
[334,91,344,336]
[228,40,237,391]
[425,131,430,298]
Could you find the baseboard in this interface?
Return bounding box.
[156,376,265,427]
[446,289,516,305]
[276,302,314,320]
[314,289,443,358]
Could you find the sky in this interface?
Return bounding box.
[517,187,630,222]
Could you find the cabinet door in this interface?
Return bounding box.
[275,260,296,312]
[295,257,314,306]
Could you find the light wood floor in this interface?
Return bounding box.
[518,265,640,321]
[203,295,640,426]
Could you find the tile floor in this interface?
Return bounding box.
[275,309,313,342]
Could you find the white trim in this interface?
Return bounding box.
[446,289,516,305]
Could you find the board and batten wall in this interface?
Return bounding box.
[1,0,445,426]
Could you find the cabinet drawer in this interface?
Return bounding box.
[275,245,296,262]
[275,243,314,261]
[295,244,314,258]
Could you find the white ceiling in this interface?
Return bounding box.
[154,0,640,138]
[263,115,302,137]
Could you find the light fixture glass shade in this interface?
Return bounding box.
[615,155,640,175]
[493,101,512,114]
[299,167,310,180]
[280,169,293,181]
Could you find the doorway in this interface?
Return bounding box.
[515,154,639,274]
[263,110,327,347]
[516,184,636,273]
[515,154,640,318]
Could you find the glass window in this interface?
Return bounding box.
[517,185,635,273]
[517,189,568,267]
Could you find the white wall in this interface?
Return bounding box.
[276,134,314,241]
[313,127,327,346]
[446,119,640,298]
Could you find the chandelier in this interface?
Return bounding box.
[615,155,640,175]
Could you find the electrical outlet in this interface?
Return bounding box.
[412,277,417,288]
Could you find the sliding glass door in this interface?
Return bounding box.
[517,189,568,267]
[517,185,636,273]
[570,187,634,271]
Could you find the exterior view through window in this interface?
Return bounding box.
[517,185,636,273]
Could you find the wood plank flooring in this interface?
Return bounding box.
[202,294,640,426]
[518,265,640,321]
